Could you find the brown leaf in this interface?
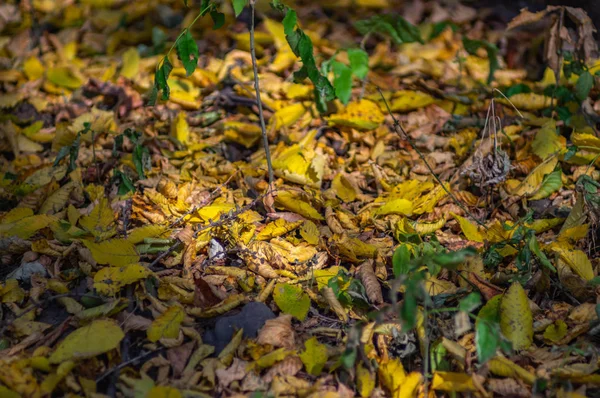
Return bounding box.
[357,260,383,305]
[468,272,503,301]
[216,358,248,388]
[257,314,296,350]
[167,340,196,377]
[193,276,222,309]
[263,356,303,383]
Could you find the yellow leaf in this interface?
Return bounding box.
[326,99,384,130]
[252,347,293,369]
[374,198,413,216]
[147,305,185,342]
[171,112,190,144]
[270,238,317,263]
[196,201,236,222]
[79,197,116,239]
[300,220,319,245]
[500,282,533,350]
[413,216,446,235]
[39,181,76,215]
[270,103,307,130]
[2,207,34,224]
[223,121,262,148]
[507,157,558,197]
[431,371,475,392]
[275,190,324,220]
[40,360,75,395]
[273,283,310,320]
[331,173,358,202]
[553,248,594,281]
[0,214,55,239]
[120,47,140,79]
[526,218,564,234]
[46,67,83,89]
[83,239,139,266]
[49,320,124,363]
[93,263,151,296]
[488,356,535,384]
[272,143,325,188]
[24,56,44,80]
[126,225,169,244]
[498,93,551,111]
[333,234,377,262]
[23,164,67,188]
[1,279,25,303]
[571,131,600,151]
[425,277,457,296]
[451,213,485,242]
[412,184,448,214]
[399,372,422,398]
[356,363,375,397]
[378,359,406,395]
[532,120,564,159]
[299,337,328,375]
[313,266,345,291]
[543,320,568,343]
[374,90,435,112]
[147,386,182,398]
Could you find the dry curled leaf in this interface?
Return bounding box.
[257,314,296,350]
[357,259,383,305]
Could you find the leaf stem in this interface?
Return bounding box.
[249,0,275,186]
[158,3,212,72]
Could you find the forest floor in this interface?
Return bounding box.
[1,0,600,397]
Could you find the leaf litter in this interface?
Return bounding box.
[1,0,600,397]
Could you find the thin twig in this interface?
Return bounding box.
[249,0,275,186]
[149,189,273,269]
[375,86,488,229]
[96,347,165,383]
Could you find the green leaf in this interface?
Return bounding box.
[354,15,422,45]
[282,9,297,36]
[132,144,150,179]
[232,0,247,17]
[392,244,410,277]
[528,236,556,272]
[115,171,136,195]
[152,57,173,103]
[341,347,357,369]
[299,337,328,375]
[475,318,499,363]
[273,283,310,320]
[347,48,369,80]
[399,279,418,330]
[332,61,353,105]
[210,10,225,30]
[429,21,458,40]
[530,169,562,200]
[505,83,532,97]
[432,247,477,269]
[176,30,199,76]
[280,7,334,112]
[462,37,499,84]
[459,292,482,313]
[575,71,594,102]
